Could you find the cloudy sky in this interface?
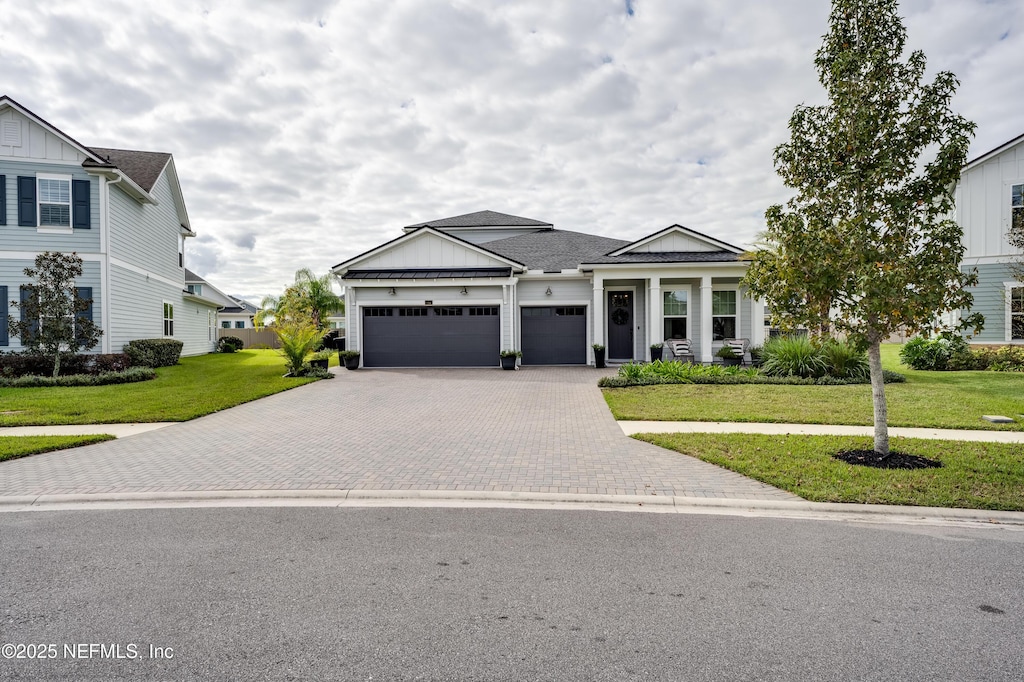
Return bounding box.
[3,0,1021,302]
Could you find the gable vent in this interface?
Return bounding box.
[1,120,22,147]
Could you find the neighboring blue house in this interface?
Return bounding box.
[956,133,1024,344]
[0,95,219,355]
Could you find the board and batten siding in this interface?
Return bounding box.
[356,232,512,269]
[0,108,91,163]
[0,160,100,252]
[108,172,182,283]
[627,233,719,253]
[0,258,101,350]
[958,142,1024,259]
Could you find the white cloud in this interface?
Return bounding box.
[1,0,1020,299]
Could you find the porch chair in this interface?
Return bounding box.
[664,338,695,364]
[724,338,750,365]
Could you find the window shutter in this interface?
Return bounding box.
[0,175,6,225]
[72,179,90,228]
[17,176,36,226]
[76,287,93,348]
[20,286,38,342]
[0,286,8,346]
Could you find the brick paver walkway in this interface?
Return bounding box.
[0,368,795,500]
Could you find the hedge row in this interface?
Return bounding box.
[0,367,157,388]
[123,339,183,368]
[598,370,905,388]
[0,352,132,378]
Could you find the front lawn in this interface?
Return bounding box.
[604,345,1024,431]
[0,350,330,426]
[635,432,1024,511]
[0,435,116,462]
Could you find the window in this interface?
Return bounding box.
[186,284,202,295]
[1011,286,1024,341]
[469,307,499,316]
[433,307,462,316]
[221,320,231,329]
[399,308,428,316]
[663,290,688,339]
[234,320,245,329]
[163,303,174,336]
[712,290,737,340]
[38,175,71,227]
[364,308,393,317]
[555,307,585,316]
[1013,184,1023,235]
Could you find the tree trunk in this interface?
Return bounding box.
[52,350,61,378]
[867,340,889,456]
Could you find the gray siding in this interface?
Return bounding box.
[109,172,182,283]
[0,160,100,252]
[964,262,1019,343]
[177,299,219,356]
[108,266,213,356]
[0,257,102,351]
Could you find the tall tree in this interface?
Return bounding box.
[8,252,103,377]
[742,0,980,456]
[255,269,344,330]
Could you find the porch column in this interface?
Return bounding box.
[750,295,766,346]
[648,276,661,361]
[592,275,604,365]
[700,275,713,363]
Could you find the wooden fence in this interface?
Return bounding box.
[217,328,281,349]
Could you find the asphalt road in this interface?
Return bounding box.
[1,508,1022,681]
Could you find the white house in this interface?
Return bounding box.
[0,95,219,355]
[956,133,1024,344]
[332,210,766,368]
[184,269,258,329]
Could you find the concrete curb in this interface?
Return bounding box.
[618,421,1024,443]
[1,489,1021,528]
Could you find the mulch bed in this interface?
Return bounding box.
[833,449,943,470]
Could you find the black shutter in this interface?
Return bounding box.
[17,176,36,226]
[76,287,93,348]
[72,179,90,228]
[0,286,7,346]
[0,175,6,225]
[20,286,38,342]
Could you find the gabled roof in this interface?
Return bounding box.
[405,210,553,229]
[332,226,526,273]
[0,95,104,163]
[88,147,171,193]
[184,269,256,311]
[607,224,743,257]
[963,132,1024,171]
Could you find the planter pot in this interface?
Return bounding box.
[721,357,742,367]
[594,349,606,369]
[650,347,663,362]
[343,355,360,370]
[500,355,517,370]
[309,359,329,371]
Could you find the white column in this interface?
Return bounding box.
[592,275,604,365]
[648,276,661,361]
[750,296,766,346]
[700,276,713,363]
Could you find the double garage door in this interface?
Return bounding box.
[362,305,588,367]
[362,306,500,367]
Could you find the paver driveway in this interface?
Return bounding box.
[0,368,795,499]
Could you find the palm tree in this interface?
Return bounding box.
[255,269,344,330]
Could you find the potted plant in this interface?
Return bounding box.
[309,349,332,371]
[592,344,606,369]
[650,343,664,362]
[716,345,741,367]
[748,345,764,368]
[499,349,521,370]
[338,350,361,370]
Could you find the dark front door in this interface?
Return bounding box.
[607,291,633,360]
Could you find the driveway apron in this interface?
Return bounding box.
[0,368,794,500]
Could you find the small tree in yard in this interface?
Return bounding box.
[742,0,981,456]
[8,252,103,377]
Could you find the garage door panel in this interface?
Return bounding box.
[521,306,586,365]
[363,306,499,367]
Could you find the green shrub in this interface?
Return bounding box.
[598,370,904,388]
[0,367,156,388]
[338,350,361,360]
[124,339,184,368]
[217,336,245,353]
[818,339,868,379]
[899,333,970,370]
[761,336,828,378]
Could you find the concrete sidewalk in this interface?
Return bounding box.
[0,423,175,438]
[618,421,1024,443]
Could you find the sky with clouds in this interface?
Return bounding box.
[2,0,1022,303]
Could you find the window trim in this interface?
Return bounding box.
[1005,282,1024,343]
[711,287,740,342]
[36,173,73,234]
[662,286,692,341]
[162,301,174,337]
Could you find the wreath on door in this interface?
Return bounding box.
[611,308,629,326]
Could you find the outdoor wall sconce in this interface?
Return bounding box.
[388,287,396,296]
[460,287,468,295]
[545,287,552,296]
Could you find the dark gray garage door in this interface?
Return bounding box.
[520,306,587,365]
[362,306,500,367]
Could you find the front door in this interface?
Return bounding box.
[607,291,633,361]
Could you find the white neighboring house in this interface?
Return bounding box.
[183,269,258,329]
[956,133,1024,344]
[0,95,218,356]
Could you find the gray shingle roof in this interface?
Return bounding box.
[87,147,171,192]
[406,210,553,229]
[580,252,742,265]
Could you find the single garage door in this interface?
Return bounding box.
[362,306,500,367]
[520,306,587,365]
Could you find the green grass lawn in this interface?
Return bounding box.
[604,345,1024,431]
[0,435,116,462]
[635,432,1024,511]
[0,350,330,426]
